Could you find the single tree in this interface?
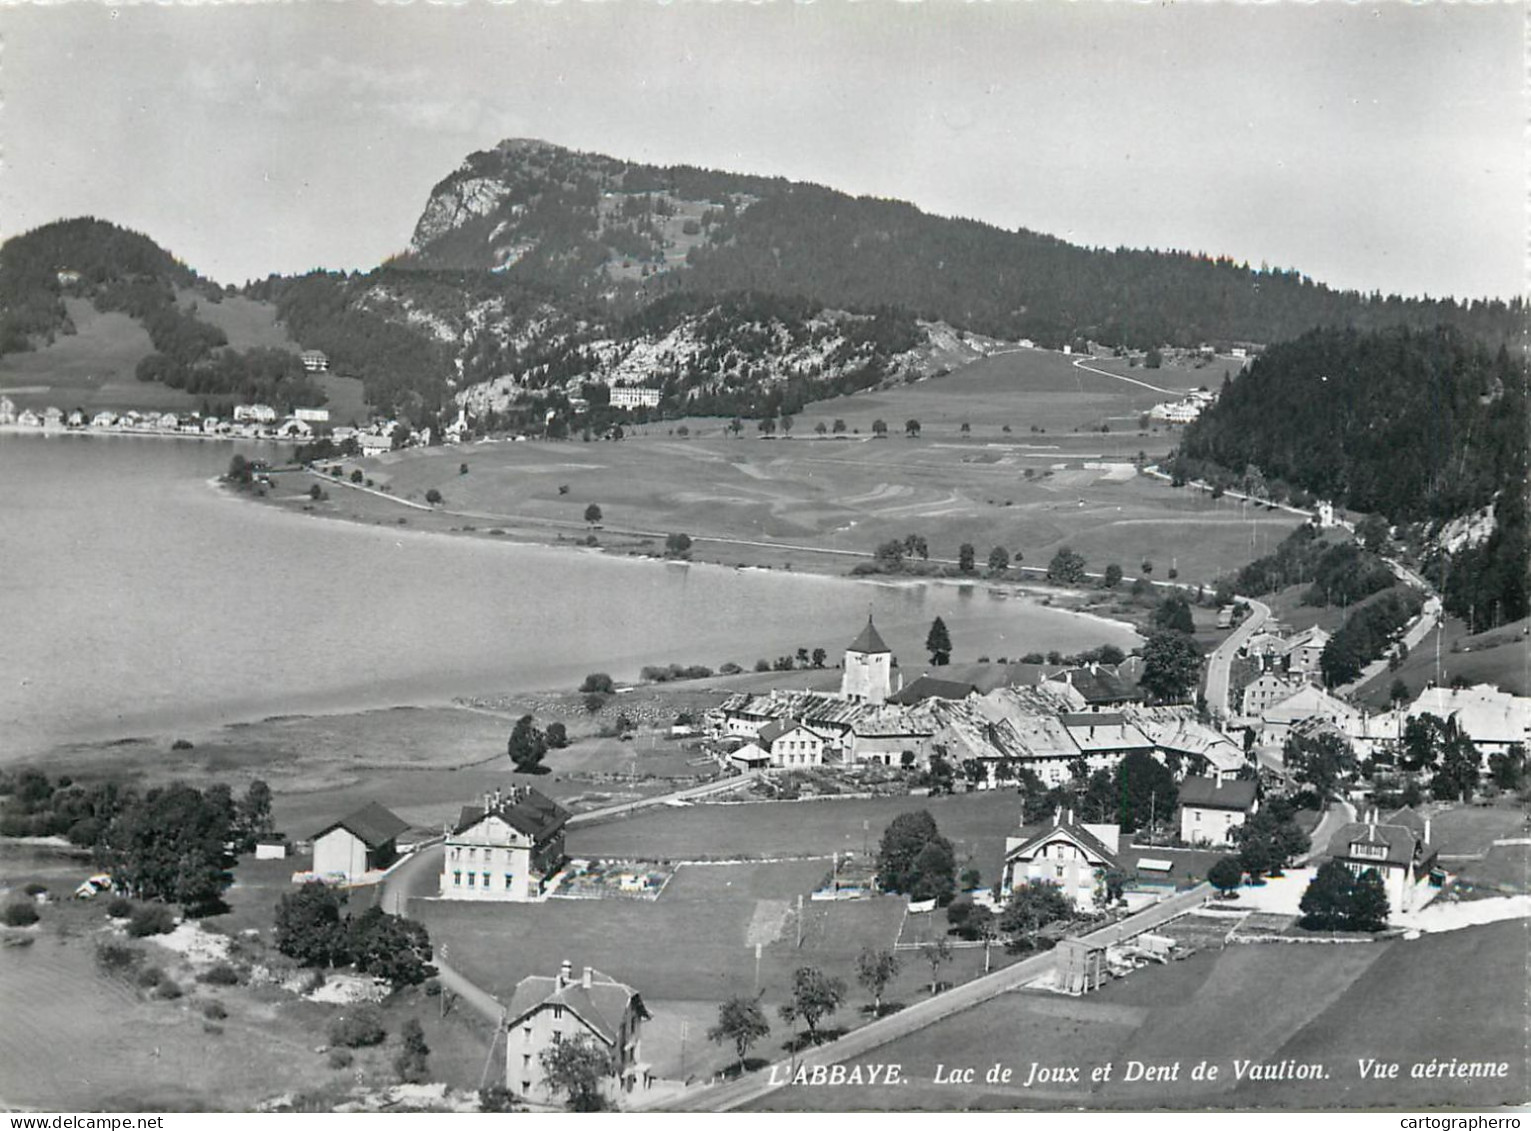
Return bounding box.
[919,937,951,995]
[425,488,443,506]
[545,722,569,749]
[665,532,693,559]
[348,906,436,987]
[832,419,847,434]
[394,1018,430,1084]
[580,673,616,695]
[959,421,971,436]
[235,779,274,852]
[1208,856,1244,898]
[987,546,1010,574]
[584,503,603,525]
[708,995,771,1076]
[1152,594,1196,635]
[778,966,845,1045]
[957,543,976,575]
[926,617,953,666]
[539,1032,614,1111]
[1283,729,1357,799]
[1139,630,1202,703]
[274,883,350,967]
[1046,547,1088,585]
[1349,867,1391,931]
[998,881,1073,952]
[872,419,888,438]
[814,421,828,436]
[877,811,954,897]
[855,948,901,1017]
[905,419,921,438]
[507,715,548,773]
[1299,859,1357,931]
[811,647,827,669]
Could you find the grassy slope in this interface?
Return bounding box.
[750,920,1528,1111]
[1355,615,1530,705]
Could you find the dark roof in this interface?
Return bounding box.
[505,967,650,1044]
[1384,806,1429,839]
[1061,712,1127,728]
[887,675,979,706]
[1006,816,1121,869]
[847,617,891,655]
[316,802,409,849]
[1331,821,1436,868]
[1177,776,1258,811]
[453,788,569,841]
[1048,666,1136,704]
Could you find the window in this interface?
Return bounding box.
[453,871,462,886]
[467,872,475,887]
[1055,865,1064,879]
[505,874,514,890]
[469,847,477,861]
[552,1005,564,1020]
[483,872,491,888]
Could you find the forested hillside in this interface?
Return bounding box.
[404,139,1525,352]
[0,218,322,409]
[1177,325,1528,631]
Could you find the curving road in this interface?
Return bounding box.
[1204,596,1271,721]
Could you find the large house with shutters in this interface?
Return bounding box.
[441,787,570,902]
[1327,808,1439,916]
[505,960,651,1105]
[1001,809,1122,913]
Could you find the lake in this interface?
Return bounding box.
[0,433,1139,760]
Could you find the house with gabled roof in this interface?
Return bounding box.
[312,802,409,881]
[757,719,825,768]
[505,960,651,1104]
[1002,808,1122,913]
[1328,808,1440,916]
[441,786,569,902]
[887,675,979,706]
[1177,775,1259,847]
[1283,625,1331,675]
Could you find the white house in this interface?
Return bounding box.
[1407,684,1531,758]
[311,802,409,882]
[758,719,825,768]
[440,787,569,902]
[1328,808,1439,916]
[294,406,330,423]
[609,386,661,410]
[1177,776,1258,847]
[504,961,651,1104]
[299,350,329,373]
[1001,809,1122,913]
[233,404,278,424]
[1241,672,1307,717]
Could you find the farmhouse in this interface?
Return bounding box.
[441,787,569,902]
[1241,672,1308,716]
[1177,776,1258,847]
[311,802,409,882]
[1001,809,1121,913]
[505,960,651,1104]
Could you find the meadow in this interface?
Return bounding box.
[749,919,1528,1111]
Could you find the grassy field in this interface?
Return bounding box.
[350,420,1299,590]
[413,856,1011,1082]
[0,299,199,413]
[1356,616,1530,706]
[750,919,1528,1111]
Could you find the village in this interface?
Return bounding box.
[55,600,1507,1113]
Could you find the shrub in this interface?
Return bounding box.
[171,738,194,750]
[137,965,165,988]
[327,1048,354,1070]
[127,904,176,938]
[154,978,184,1000]
[202,1000,228,1021]
[198,961,240,986]
[2,901,40,927]
[422,978,442,997]
[424,488,443,505]
[579,673,615,694]
[95,939,143,975]
[328,1007,387,1048]
[105,897,133,919]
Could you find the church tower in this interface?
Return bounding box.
[841,616,893,704]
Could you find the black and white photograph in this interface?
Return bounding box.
[0,0,1525,1118]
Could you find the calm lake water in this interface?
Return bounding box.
[0,433,1138,760]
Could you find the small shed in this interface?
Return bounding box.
[1056,936,1108,995]
[312,802,409,881]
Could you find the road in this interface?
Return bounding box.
[1333,556,1442,697]
[1204,595,1271,720]
[646,884,1211,1112]
[1297,799,1357,865]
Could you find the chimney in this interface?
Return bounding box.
[1423,818,1431,844]
[559,959,573,988]
[582,966,593,989]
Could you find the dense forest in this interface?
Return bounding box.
[1181,326,1528,631]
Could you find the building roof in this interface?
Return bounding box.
[315,802,409,849]
[1262,683,1362,726]
[757,719,816,746]
[1044,665,1137,705]
[1407,684,1531,745]
[505,965,649,1045]
[1331,820,1435,869]
[846,617,891,655]
[1131,709,1247,774]
[1006,812,1121,869]
[453,787,569,841]
[1060,713,1155,753]
[887,675,979,706]
[1177,775,1258,811]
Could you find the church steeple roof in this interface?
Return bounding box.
[847,616,891,655]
